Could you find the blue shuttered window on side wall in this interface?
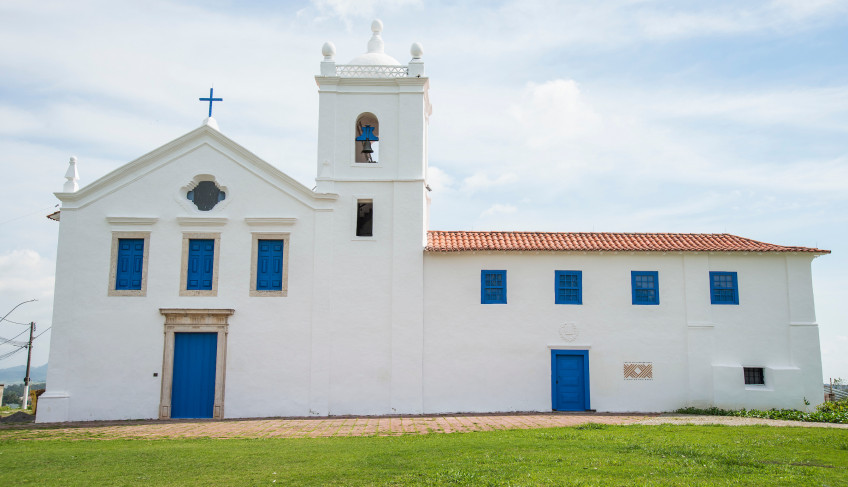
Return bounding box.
[710,271,739,305]
[555,270,582,304]
[481,270,507,304]
[256,239,284,291]
[631,271,659,305]
[187,239,215,290]
[116,238,144,290]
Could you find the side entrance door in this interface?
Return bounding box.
[551,350,590,411]
[171,332,218,419]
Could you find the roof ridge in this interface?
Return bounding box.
[425,230,829,254]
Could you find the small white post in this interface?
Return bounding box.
[408,42,425,77]
[63,156,79,192]
[320,41,336,76]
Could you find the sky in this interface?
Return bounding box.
[0,0,846,381]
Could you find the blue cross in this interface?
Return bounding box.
[199,87,223,117]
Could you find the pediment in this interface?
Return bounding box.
[55,124,336,210]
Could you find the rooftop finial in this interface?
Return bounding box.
[410,42,423,60]
[322,41,336,60]
[63,156,79,193]
[367,19,385,54]
[408,41,425,77]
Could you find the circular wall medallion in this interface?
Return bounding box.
[559,323,578,342]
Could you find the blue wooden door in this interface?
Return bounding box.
[552,350,589,411]
[171,332,217,418]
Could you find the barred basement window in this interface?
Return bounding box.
[744,367,765,385]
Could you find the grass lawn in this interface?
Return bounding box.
[1,424,846,486]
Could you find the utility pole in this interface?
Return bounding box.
[21,322,34,410]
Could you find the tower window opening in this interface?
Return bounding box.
[356,200,373,237]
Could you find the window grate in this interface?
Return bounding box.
[744,367,764,385]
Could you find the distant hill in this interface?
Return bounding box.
[0,364,47,384]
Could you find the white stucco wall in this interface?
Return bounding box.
[422,251,823,413]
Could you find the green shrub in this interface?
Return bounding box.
[676,400,848,424]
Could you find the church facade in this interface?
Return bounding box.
[37,22,828,423]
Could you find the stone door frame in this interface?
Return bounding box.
[159,308,233,419]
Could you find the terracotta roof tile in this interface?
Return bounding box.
[426,231,829,254]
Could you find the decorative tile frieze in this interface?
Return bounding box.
[623,362,653,380]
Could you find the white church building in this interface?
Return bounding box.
[37,21,828,422]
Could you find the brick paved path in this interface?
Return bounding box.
[0,413,652,440]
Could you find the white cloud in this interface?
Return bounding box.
[426,166,455,191]
[480,203,517,218]
[0,249,55,367]
[461,172,518,193]
[310,0,422,24]
[0,250,55,299]
[509,80,601,148]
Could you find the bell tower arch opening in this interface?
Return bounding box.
[355,113,380,163]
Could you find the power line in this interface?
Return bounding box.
[0,317,30,326]
[33,326,51,340]
[0,328,29,346]
[0,203,59,226]
[0,299,37,326]
[0,347,25,361]
[0,326,51,362]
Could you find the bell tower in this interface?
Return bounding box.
[314,19,430,193]
[309,20,431,415]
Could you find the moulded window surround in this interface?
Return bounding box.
[249,233,290,297]
[179,233,221,296]
[743,367,765,386]
[178,174,231,214]
[631,271,659,305]
[710,271,739,305]
[481,270,507,304]
[555,270,582,305]
[108,231,151,297]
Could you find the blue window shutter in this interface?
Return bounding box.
[481,270,507,304]
[631,271,659,305]
[256,239,284,291]
[710,271,739,305]
[115,238,144,290]
[187,239,214,290]
[555,270,582,304]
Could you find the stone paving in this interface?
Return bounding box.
[0,412,652,440]
[1,412,844,440]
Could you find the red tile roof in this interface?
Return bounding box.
[426,231,829,254]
